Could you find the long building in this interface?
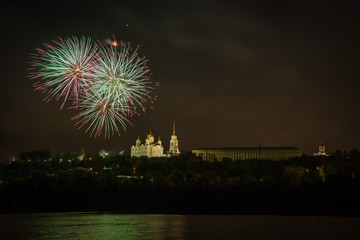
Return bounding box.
[192,146,301,161]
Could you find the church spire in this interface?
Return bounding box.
[172,121,176,136]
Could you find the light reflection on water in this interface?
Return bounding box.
[1,213,187,240]
[1,213,360,240]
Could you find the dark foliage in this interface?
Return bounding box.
[1,151,360,215]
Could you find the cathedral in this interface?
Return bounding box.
[131,122,180,158]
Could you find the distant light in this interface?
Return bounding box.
[111,41,118,47]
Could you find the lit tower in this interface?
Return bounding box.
[136,136,141,146]
[169,121,180,155]
[313,141,330,156]
[319,142,326,154]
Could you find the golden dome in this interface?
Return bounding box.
[147,130,154,138]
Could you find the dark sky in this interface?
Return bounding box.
[1,1,360,161]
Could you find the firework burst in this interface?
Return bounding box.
[29,36,98,109]
[29,35,157,138]
[91,39,154,113]
[72,91,135,138]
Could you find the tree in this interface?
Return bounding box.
[350,148,360,160]
[283,165,305,186]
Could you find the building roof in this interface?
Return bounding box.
[193,146,301,151]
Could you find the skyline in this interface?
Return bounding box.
[1,1,360,161]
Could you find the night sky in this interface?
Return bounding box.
[1,1,360,162]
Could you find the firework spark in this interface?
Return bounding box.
[29,36,98,109]
[72,91,135,138]
[29,35,157,138]
[91,39,154,113]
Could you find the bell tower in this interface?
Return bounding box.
[169,121,180,155]
[319,141,326,153]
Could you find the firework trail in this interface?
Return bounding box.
[29,36,98,109]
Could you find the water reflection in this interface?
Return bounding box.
[1,213,360,240]
[1,213,187,240]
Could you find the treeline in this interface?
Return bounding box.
[0,149,360,215]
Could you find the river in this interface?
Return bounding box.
[0,213,359,239]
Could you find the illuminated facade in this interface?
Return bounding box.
[313,143,330,156]
[131,122,180,158]
[192,146,301,161]
[168,122,180,155]
[131,130,164,158]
